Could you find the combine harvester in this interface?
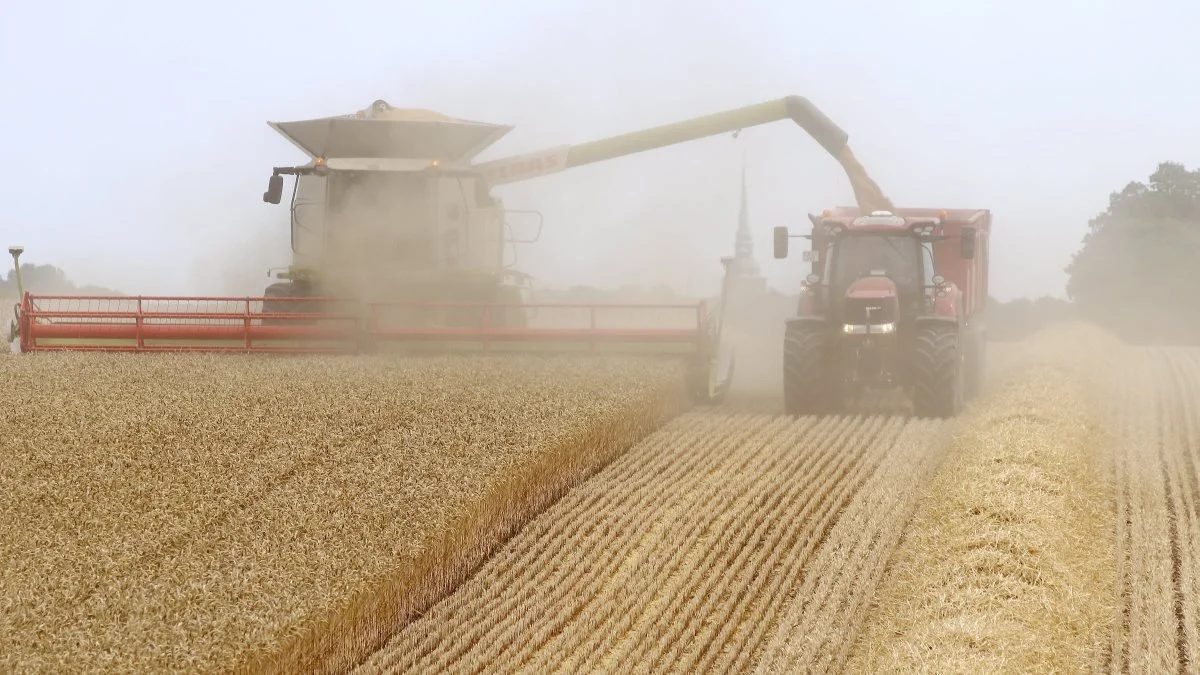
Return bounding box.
[8,95,857,403]
[773,206,990,417]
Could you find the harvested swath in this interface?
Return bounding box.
[0,353,687,674]
[752,419,950,672]
[356,411,937,674]
[1109,346,1200,672]
[750,335,1063,673]
[844,323,1120,673]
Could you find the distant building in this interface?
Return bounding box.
[729,166,767,297]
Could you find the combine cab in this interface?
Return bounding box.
[10,95,864,404]
[773,207,990,418]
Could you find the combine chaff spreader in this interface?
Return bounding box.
[9,95,854,403]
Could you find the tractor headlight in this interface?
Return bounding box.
[842,322,896,335]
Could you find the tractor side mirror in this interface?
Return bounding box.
[960,227,977,259]
[263,175,284,205]
[774,226,789,259]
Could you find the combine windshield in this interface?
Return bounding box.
[827,234,922,291]
[327,171,437,270]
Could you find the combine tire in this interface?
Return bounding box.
[782,321,829,416]
[262,282,316,326]
[911,323,964,418]
[492,285,529,329]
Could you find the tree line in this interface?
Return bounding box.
[1065,161,1200,344]
[985,161,1199,344]
[0,263,120,298]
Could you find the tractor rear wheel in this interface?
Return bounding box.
[911,322,964,418]
[783,321,830,416]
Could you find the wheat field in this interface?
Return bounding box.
[0,353,687,674]
[4,323,1200,673]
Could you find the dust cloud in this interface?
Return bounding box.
[207,71,898,396]
[207,226,290,297]
[41,5,1103,358]
[165,2,907,314]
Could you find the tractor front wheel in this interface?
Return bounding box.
[783,321,831,416]
[911,322,964,418]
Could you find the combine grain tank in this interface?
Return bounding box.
[773,207,990,417]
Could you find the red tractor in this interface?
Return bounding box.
[773,207,990,418]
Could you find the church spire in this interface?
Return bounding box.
[733,163,761,278]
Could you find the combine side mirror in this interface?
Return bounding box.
[960,227,977,259]
[773,226,789,259]
[263,175,284,205]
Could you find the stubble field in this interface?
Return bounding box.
[2,322,1198,674]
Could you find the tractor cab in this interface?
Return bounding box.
[820,228,932,330]
[777,210,947,333]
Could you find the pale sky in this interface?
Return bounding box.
[2,0,1197,300]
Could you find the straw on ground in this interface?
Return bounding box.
[843,323,1120,674]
